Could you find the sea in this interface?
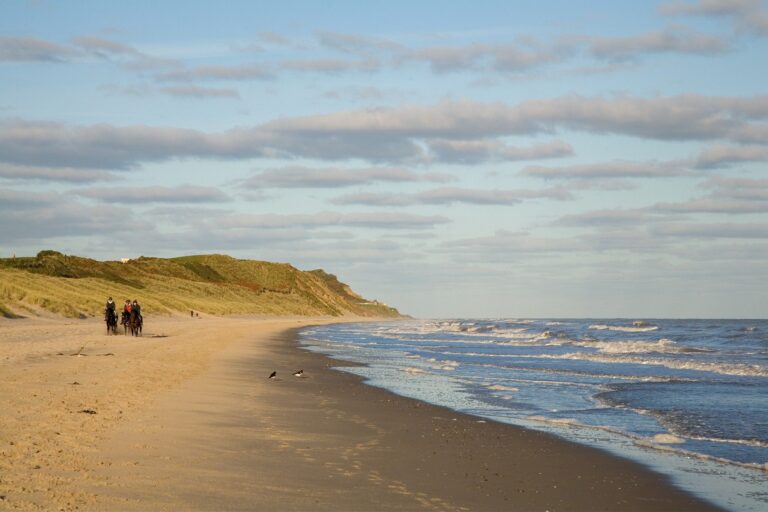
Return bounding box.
[299,318,768,511]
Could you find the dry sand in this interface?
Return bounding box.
[0,315,721,511]
[0,315,341,510]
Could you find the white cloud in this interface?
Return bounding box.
[243,166,452,188]
[71,35,177,70]
[555,209,657,226]
[522,160,691,179]
[3,94,767,170]
[219,211,450,230]
[0,36,75,62]
[158,85,240,99]
[0,188,149,243]
[694,144,768,168]
[315,31,404,54]
[331,192,415,206]
[0,164,114,182]
[281,58,380,74]
[587,26,730,61]
[655,198,768,213]
[332,186,571,206]
[0,188,60,208]
[443,230,586,258]
[659,0,768,36]
[398,41,569,73]
[256,31,296,47]
[76,185,232,204]
[654,176,768,213]
[652,221,768,238]
[262,95,768,142]
[426,139,573,163]
[156,63,274,82]
[416,186,572,205]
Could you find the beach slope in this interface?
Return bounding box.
[0,316,720,511]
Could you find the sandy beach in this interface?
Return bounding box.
[0,315,721,511]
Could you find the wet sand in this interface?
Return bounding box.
[0,316,722,511]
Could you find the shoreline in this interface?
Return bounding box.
[92,320,719,510]
[287,325,724,511]
[0,316,722,510]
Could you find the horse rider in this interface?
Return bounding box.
[105,297,116,320]
[122,299,131,324]
[131,299,143,323]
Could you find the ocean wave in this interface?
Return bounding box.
[631,438,768,472]
[425,349,717,381]
[683,434,768,449]
[424,358,460,371]
[573,338,714,355]
[526,415,768,472]
[526,415,581,426]
[417,321,546,340]
[650,433,686,444]
[589,323,659,333]
[549,352,768,377]
[486,384,519,392]
[495,332,569,346]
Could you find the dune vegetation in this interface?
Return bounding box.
[0,251,402,319]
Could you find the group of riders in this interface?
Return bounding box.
[104,297,143,334]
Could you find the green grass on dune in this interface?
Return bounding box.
[0,251,402,319]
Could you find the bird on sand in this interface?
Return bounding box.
[292,369,304,377]
[268,371,277,379]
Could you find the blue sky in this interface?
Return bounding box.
[1,0,767,318]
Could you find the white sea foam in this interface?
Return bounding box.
[403,367,427,375]
[651,434,686,444]
[486,384,519,392]
[526,416,767,472]
[415,320,547,341]
[527,415,581,426]
[589,324,659,333]
[547,352,768,377]
[572,338,709,355]
[428,359,460,371]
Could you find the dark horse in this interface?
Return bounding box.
[121,310,130,335]
[105,308,117,335]
[129,309,143,337]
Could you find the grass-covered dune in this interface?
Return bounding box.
[0,251,402,319]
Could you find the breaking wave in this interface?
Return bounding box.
[589,323,659,333]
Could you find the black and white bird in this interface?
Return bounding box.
[292,369,304,377]
[268,371,277,379]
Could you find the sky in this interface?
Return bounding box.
[1,0,767,318]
